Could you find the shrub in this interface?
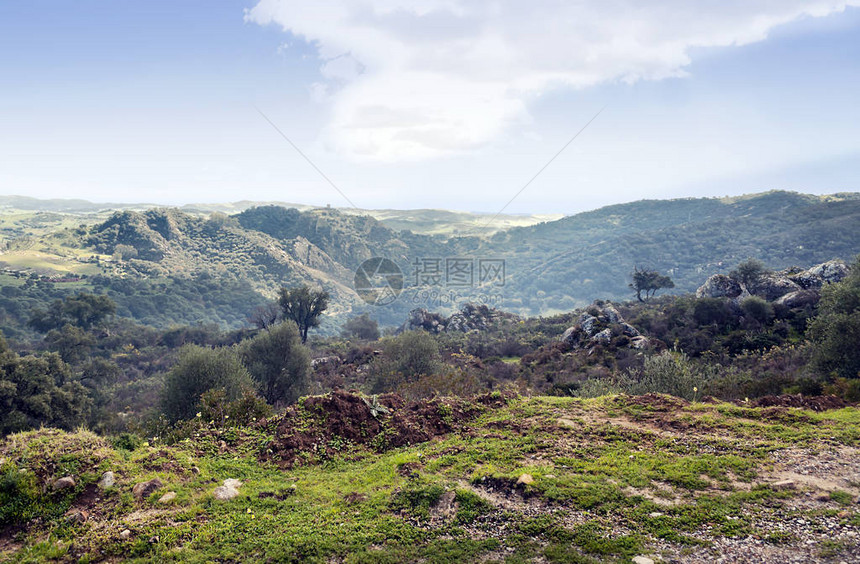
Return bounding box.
[239,321,310,406]
[161,345,254,422]
[623,350,715,400]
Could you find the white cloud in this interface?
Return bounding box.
[247,0,859,161]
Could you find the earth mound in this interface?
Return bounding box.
[263,390,512,467]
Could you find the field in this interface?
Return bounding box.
[2,392,859,563]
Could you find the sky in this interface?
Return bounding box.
[1,1,859,214]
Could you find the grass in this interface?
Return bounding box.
[1,394,858,562]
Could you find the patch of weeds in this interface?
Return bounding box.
[454,489,492,524]
[829,490,854,506]
[818,539,846,558]
[763,531,796,544]
[112,432,143,451]
[389,483,446,520]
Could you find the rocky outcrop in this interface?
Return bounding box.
[746,273,802,301]
[696,275,742,299]
[561,301,648,350]
[696,260,849,303]
[400,303,514,334]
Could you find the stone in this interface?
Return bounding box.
[119,529,132,540]
[775,290,820,309]
[157,491,176,504]
[649,512,664,518]
[132,478,163,499]
[52,476,76,491]
[65,509,88,524]
[620,323,640,337]
[696,274,742,299]
[747,274,801,301]
[632,557,655,564]
[771,479,796,491]
[630,336,650,349]
[591,328,612,345]
[98,471,115,489]
[223,478,242,489]
[807,260,849,285]
[516,473,534,486]
[191,466,200,475]
[213,485,240,500]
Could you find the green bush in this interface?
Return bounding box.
[239,321,310,405]
[161,345,254,422]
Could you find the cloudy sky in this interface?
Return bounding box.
[1,1,859,213]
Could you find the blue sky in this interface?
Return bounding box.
[1,1,858,213]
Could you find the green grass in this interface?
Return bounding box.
[1,394,858,562]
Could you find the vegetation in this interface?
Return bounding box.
[278,285,330,343]
[629,267,675,302]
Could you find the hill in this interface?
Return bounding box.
[2,391,859,562]
[0,191,858,330]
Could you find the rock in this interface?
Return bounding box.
[157,491,176,504]
[696,274,742,299]
[53,476,76,491]
[579,314,599,336]
[632,557,655,564]
[213,485,240,500]
[191,466,200,475]
[747,274,801,301]
[516,473,534,485]
[649,512,664,518]
[119,529,132,540]
[771,479,795,491]
[815,492,832,502]
[590,328,612,345]
[311,356,341,369]
[602,304,622,324]
[630,336,650,349]
[557,418,577,428]
[213,478,242,500]
[132,478,163,499]
[620,323,640,337]
[775,290,820,308]
[98,471,115,489]
[65,509,88,524]
[561,326,577,343]
[807,260,849,285]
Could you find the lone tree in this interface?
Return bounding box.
[629,267,675,302]
[729,258,768,290]
[278,285,330,343]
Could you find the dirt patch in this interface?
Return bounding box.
[616,393,690,412]
[741,394,853,411]
[263,390,513,467]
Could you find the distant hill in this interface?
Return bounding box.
[0,190,857,328]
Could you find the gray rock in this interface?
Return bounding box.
[157,491,176,504]
[132,478,163,499]
[579,314,598,336]
[747,274,801,301]
[602,304,622,324]
[632,557,655,564]
[213,485,240,500]
[591,328,612,345]
[223,478,242,489]
[561,326,577,343]
[775,290,820,309]
[119,529,132,540]
[620,323,640,337]
[696,274,742,299]
[52,476,76,491]
[98,471,115,489]
[630,336,650,349]
[808,260,849,285]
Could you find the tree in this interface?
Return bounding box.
[161,345,254,422]
[239,321,310,405]
[278,285,330,343]
[248,301,280,330]
[341,313,380,341]
[371,331,442,393]
[629,268,675,302]
[28,292,116,332]
[808,257,860,379]
[729,258,767,290]
[0,334,91,435]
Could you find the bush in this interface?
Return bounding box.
[239,322,310,406]
[623,350,714,400]
[371,331,441,392]
[161,345,254,422]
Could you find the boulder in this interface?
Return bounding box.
[52,476,76,491]
[98,471,115,489]
[591,328,612,345]
[630,336,650,349]
[696,274,742,299]
[747,274,801,301]
[807,260,849,285]
[213,478,242,500]
[516,473,534,485]
[65,509,89,524]
[620,323,640,337]
[775,290,820,309]
[157,491,177,504]
[132,478,163,500]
